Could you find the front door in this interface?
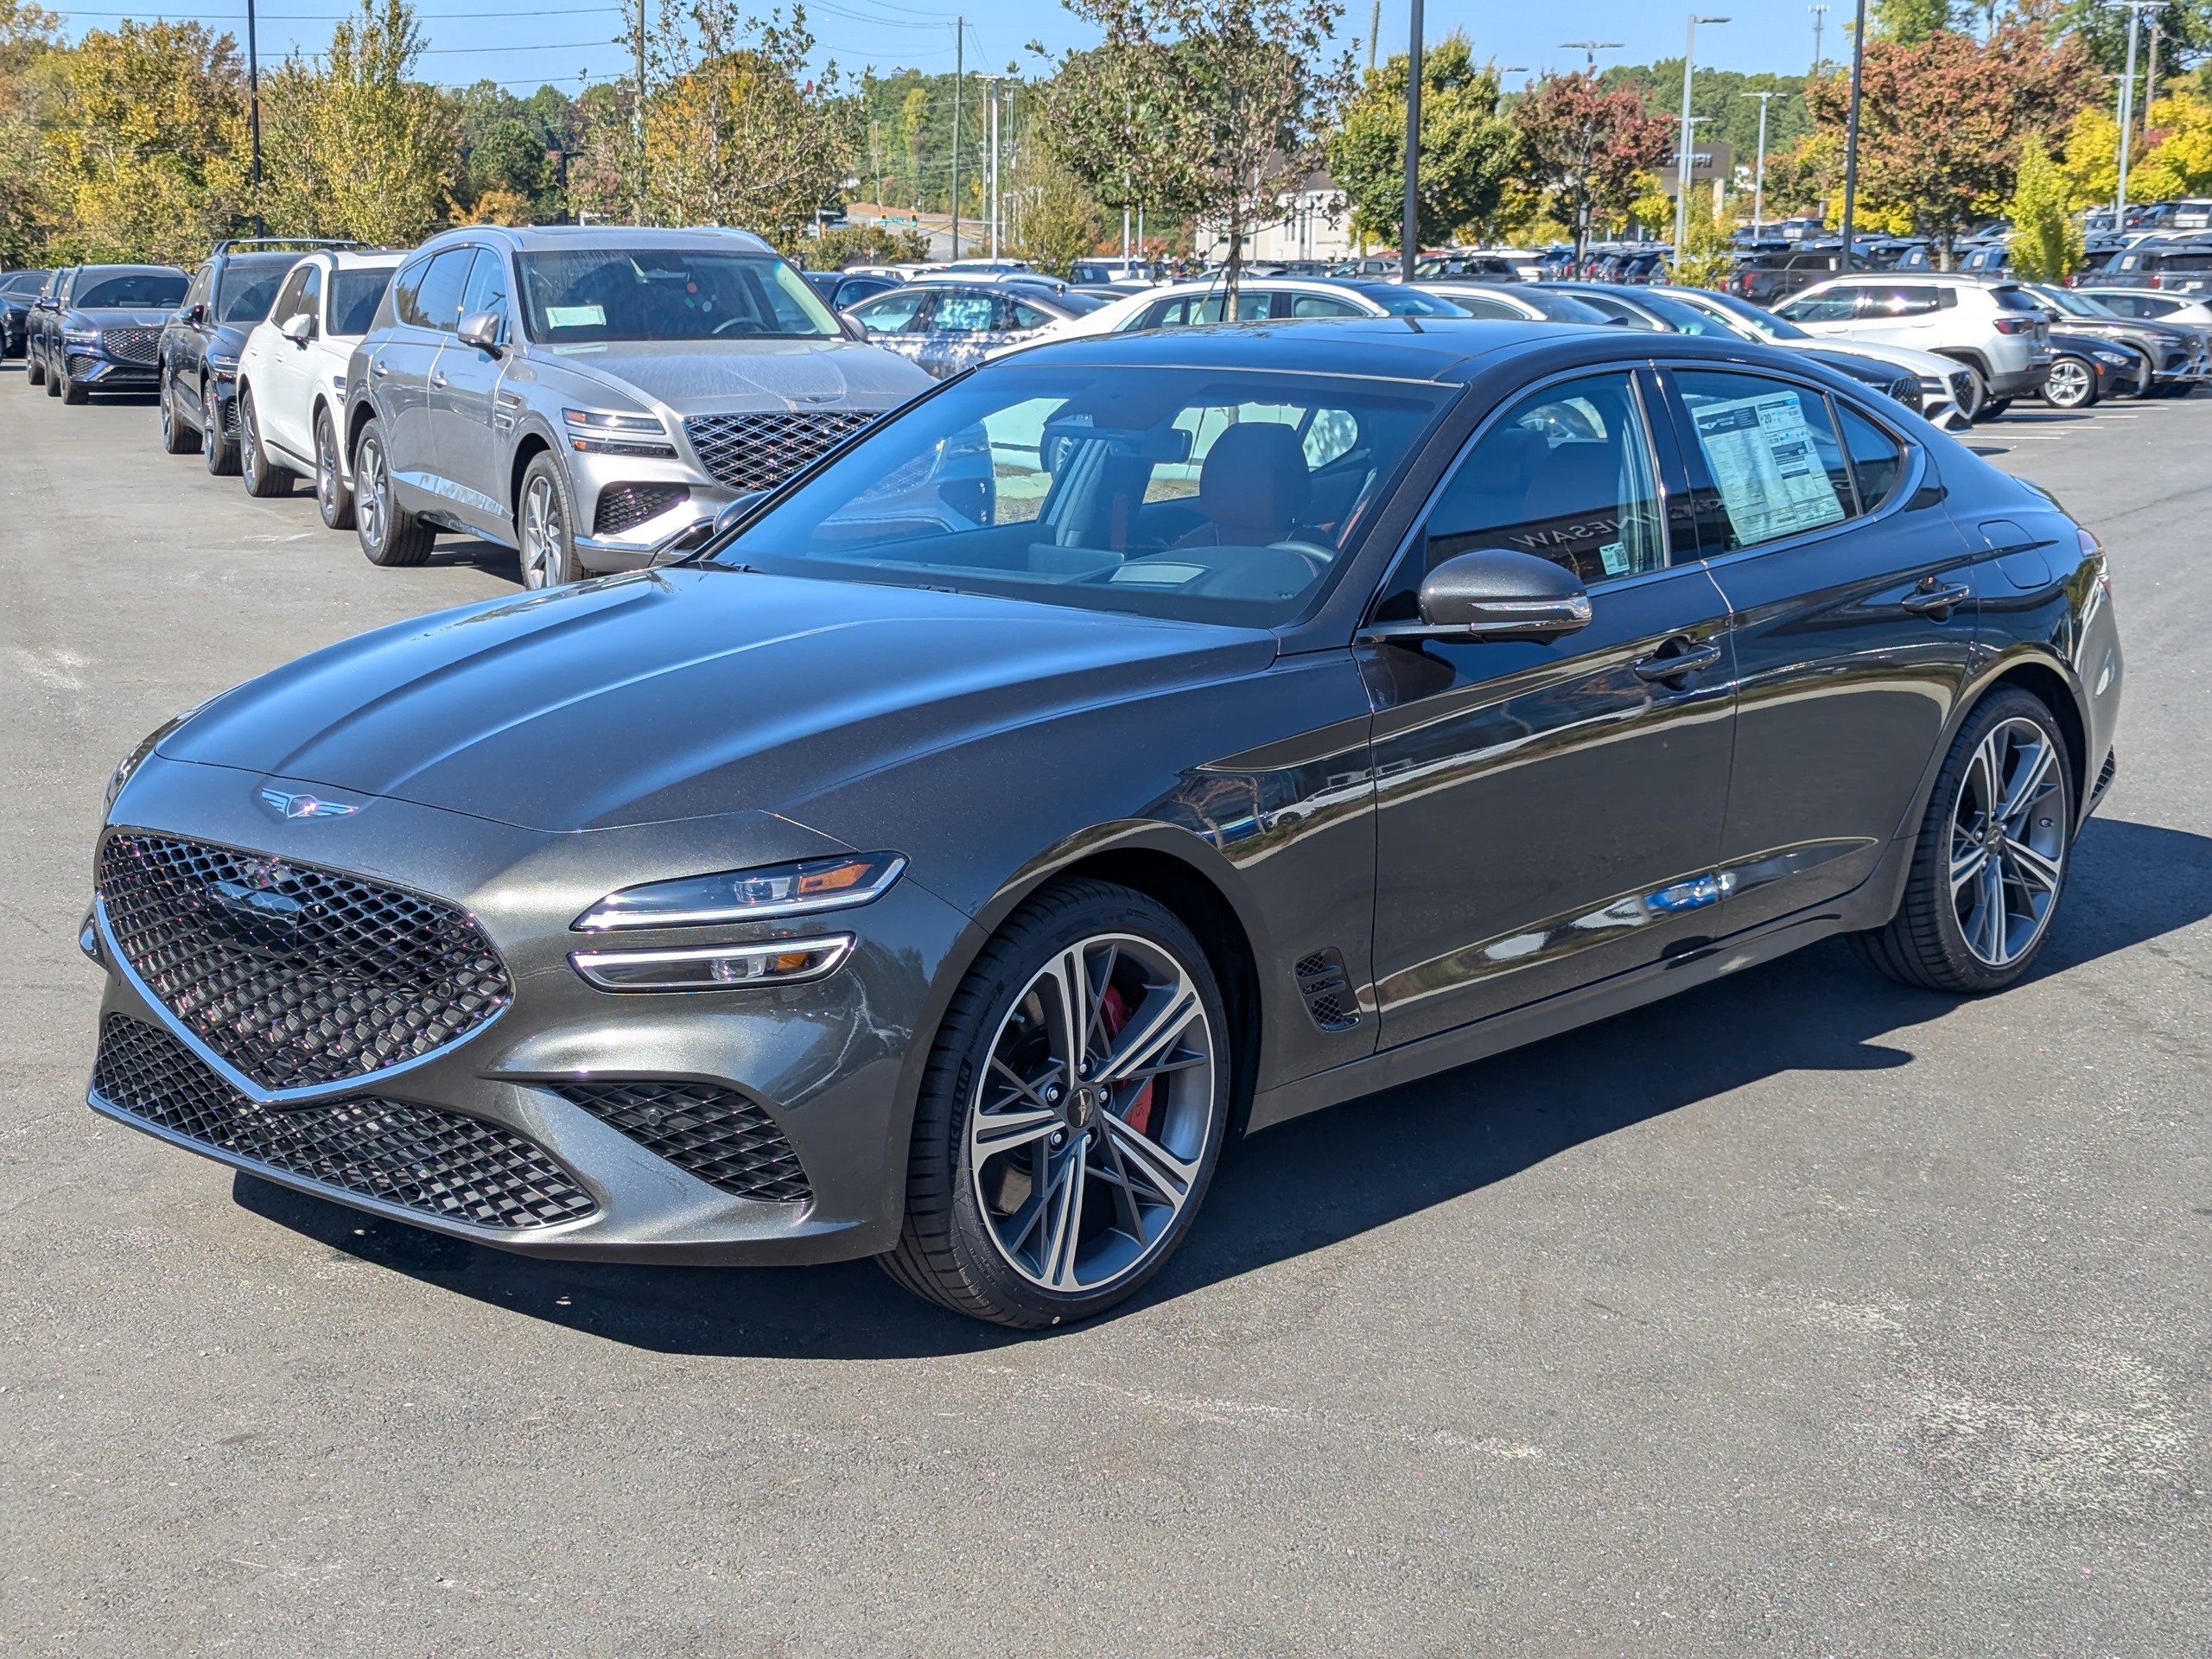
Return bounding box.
[426,249,513,538]
[1656,364,1985,931]
[369,247,474,511]
[258,263,319,461]
[1365,368,1738,1048]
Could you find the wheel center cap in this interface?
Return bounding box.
[1068,1084,1102,1128]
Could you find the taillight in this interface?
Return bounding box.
[1993,316,2032,334]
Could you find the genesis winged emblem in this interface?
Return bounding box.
[258,788,361,820]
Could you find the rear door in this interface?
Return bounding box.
[1656,364,1984,931]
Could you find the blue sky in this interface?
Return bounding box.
[54,0,1822,96]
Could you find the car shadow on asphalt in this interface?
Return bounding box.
[232,814,2208,1360]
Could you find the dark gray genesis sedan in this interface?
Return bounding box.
[85,321,2125,1327]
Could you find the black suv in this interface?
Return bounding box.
[26,264,188,403]
[159,240,353,473]
[2,268,51,358]
[2096,238,2212,296]
[1733,245,1867,305]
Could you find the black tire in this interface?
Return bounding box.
[2040,354,2097,410]
[881,878,1232,1328]
[2124,350,2157,398]
[1850,688,2074,995]
[25,342,42,387]
[201,380,239,475]
[1979,397,2012,420]
[314,404,353,530]
[60,365,87,404]
[43,349,61,396]
[2156,379,2195,399]
[350,417,435,566]
[516,452,585,588]
[238,385,290,497]
[159,371,200,454]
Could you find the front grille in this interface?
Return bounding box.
[96,833,512,1091]
[593,481,690,537]
[683,410,879,493]
[556,1081,811,1205]
[105,326,159,365]
[92,1015,595,1229]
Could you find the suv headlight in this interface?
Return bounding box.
[63,326,100,346]
[105,697,215,813]
[574,853,906,931]
[563,407,677,458]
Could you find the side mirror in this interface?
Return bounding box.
[186,302,206,326]
[279,311,315,344]
[36,296,58,312]
[456,309,503,353]
[1364,548,1592,645]
[713,491,769,537]
[836,311,869,342]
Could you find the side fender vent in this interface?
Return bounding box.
[1294,948,1361,1033]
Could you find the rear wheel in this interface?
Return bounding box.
[2122,350,2156,398]
[158,371,200,454]
[352,418,435,566]
[2041,354,2096,410]
[518,453,582,588]
[238,386,290,497]
[201,379,238,474]
[1850,689,2073,994]
[25,341,42,386]
[314,405,353,529]
[881,879,1231,1328]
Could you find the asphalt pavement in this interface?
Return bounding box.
[2,367,2206,1655]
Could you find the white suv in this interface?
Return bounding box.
[1772,275,2055,417]
[235,249,404,524]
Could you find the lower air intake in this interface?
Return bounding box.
[593,482,690,536]
[92,1014,596,1230]
[556,1081,811,1205]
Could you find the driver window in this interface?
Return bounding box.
[271,265,312,325]
[458,250,508,334]
[1413,372,1669,591]
[296,264,321,324]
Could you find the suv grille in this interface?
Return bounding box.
[593,481,690,536]
[92,1015,595,1229]
[683,410,878,493]
[96,833,512,1091]
[556,1081,811,1205]
[105,326,159,365]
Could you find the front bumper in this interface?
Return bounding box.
[86,757,972,1264]
[65,353,159,389]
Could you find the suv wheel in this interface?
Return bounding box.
[238,386,289,497]
[881,879,1231,1328]
[351,418,435,566]
[314,406,353,530]
[158,371,200,454]
[201,380,239,474]
[518,454,582,588]
[59,358,88,404]
[43,346,62,396]
[1850,689,2073,994]
[2041,354,2097,410]
[25,340,42,387]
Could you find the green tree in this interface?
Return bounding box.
[1005,143,1108,274]
[0,0,64,264]
[1324,31,1518,246]
[2006,135,2082,280]
[1872,0,1956,43]
[1511,70,1674,260]
[1669,187,1735,285]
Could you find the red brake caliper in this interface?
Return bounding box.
[1097,983,1156,1137]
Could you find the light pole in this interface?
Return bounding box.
[1675,16,1729,256]
[1745,89,1775,239]
[1401,0,1424,281]
[984,74,1001,260]
[1839,0,1867,270]
[246,0,263,235]
[1559,39,1623,72]
[2111,1,2164,228]
[1808,3,1827,73]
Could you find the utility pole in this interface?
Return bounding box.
[633,0,646,225]
[1840,0,1866,267]
[1675,16,1729,257]
[2145,9,2162,121]
[1368,0,1380,73]
[246,0,263,235]
[1808,3,1827,73]
[1401,0,1423,281]
[986,76,1001,260]
[1745,89,1775,239]
[950,18,963,259]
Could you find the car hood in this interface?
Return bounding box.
[72,308,174,328]
[525,337,933,416]
[161,569,1277,833]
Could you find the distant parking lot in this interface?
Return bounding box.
[3,367,2207,1652]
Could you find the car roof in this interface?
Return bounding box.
[411,224,779,257]
[1009,315,1656,382]
[72,264,186,276]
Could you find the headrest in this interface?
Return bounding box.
[1197,423,1312,540]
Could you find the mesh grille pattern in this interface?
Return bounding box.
[67,353,99,380]
[593,481,690,536]
[97,833,512,1091]
[92,1015,595,1229]
[557,1081,810,1205]
[105,326,160,365]
[683,410,878,493]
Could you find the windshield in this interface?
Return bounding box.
[1631,291,1738,335]
[1679,286,1814,340]
[1354,286,1471,317]
[76,271,187,309]
[331,267,397,335]
[518,248,840,342]
[2040,287,2109,318]
[216,257,296,323]
[2,270,47,296]
[709,364,1454,626]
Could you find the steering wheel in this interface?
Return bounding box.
[710,317,756,337]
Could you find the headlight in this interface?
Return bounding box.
[63,326,100,346]
[210,352,238,372]
[563,407,677,458]
[574,853,906,931]
[570,935,855,992]
[105,698,215,813]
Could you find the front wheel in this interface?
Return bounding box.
[351,418,435,566]
[238,386,290,497]
[60,363,87,404]
[158,372,200,454]
[201,381,239,474]
[881,880,1231,1328]
[25,342,43,387]
[314,405,353,529]
[518,453,582,588]
[1850,689,2074,994]
[2123,350,2157,398]
[2041,355,2097,410]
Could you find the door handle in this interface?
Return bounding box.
[1901,581,1972,618]
[1630,641,1724,683]
[371,359,390,377]
[430,371,448,388]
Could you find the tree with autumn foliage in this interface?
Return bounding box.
[1325,32,1519,247]
[1510,70,1673,263]
[1803,24,2097,266]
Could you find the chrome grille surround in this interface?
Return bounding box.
[96,832,513,1093]
[683,410,879,493]
[92,1014,596,1230]
[556,1080,811,1205]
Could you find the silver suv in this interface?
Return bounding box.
[1773,275,2055,416]
[341,226,933,585]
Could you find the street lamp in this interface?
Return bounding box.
[1559,39,1623,72]
[1745,89,1776,239]
[2110,0,2165,228]
[1840,0,1867,270]
[1675,16,1729,257]
[1402,0,1425,281]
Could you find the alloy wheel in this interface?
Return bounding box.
[967,932,1217,1294]
[521,474,563,588]
[2044,357,2093,409]
[316,416,339,517]
[1949,716,2067,969]
[357,434,387,547]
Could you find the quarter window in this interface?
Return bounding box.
[1838,404,1908,509]
[1674,369,1854,551]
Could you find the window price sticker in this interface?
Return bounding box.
[1691,390,1847,544]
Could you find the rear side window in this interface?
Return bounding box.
[1838,404,1908,510]
[1991,286,2044,313]
[2154,251,2212,272]
[1860,284,1943,317]
[1674,369,1853,551]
